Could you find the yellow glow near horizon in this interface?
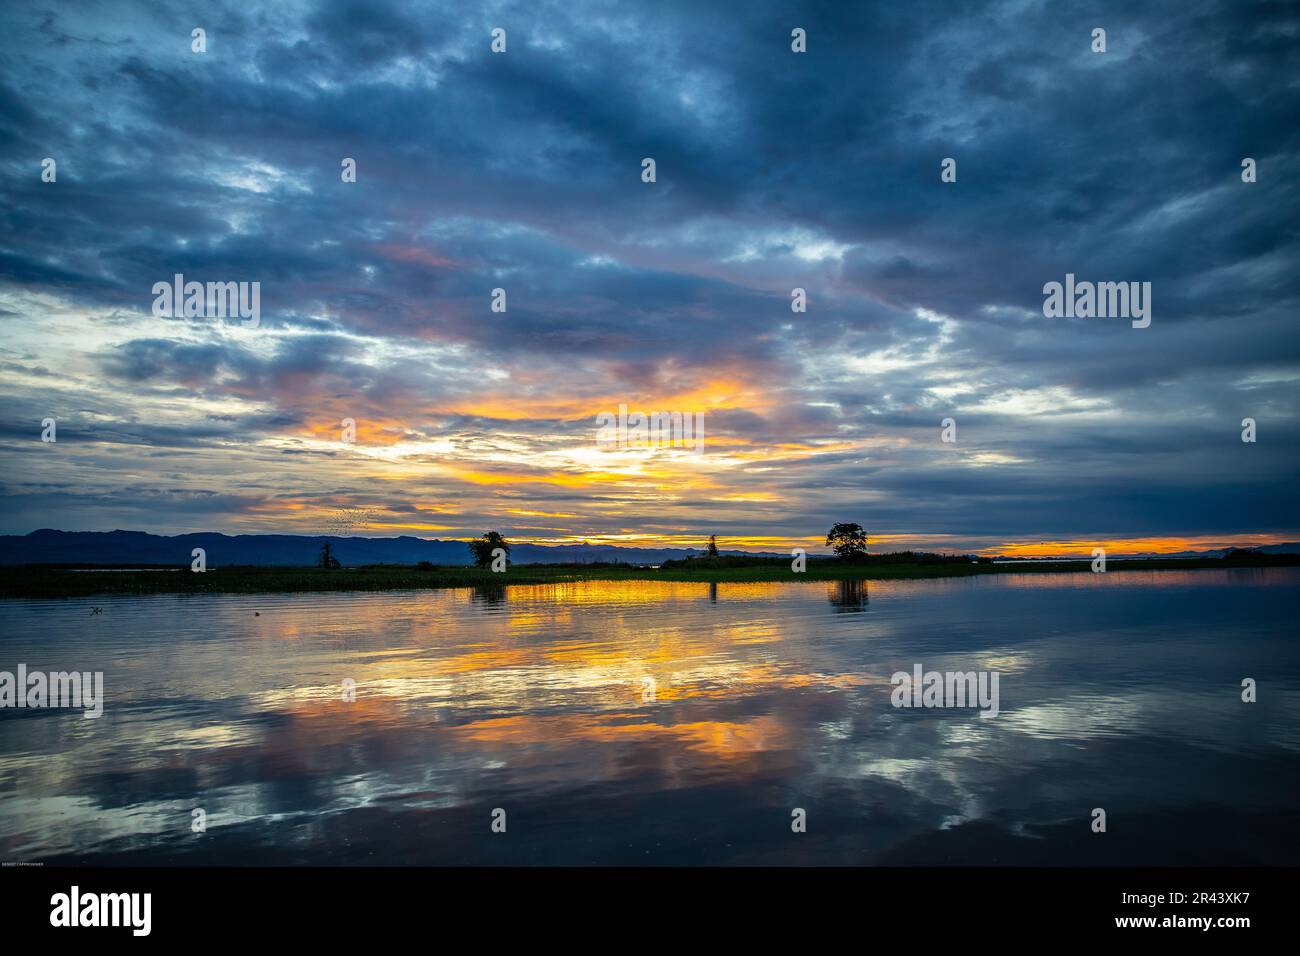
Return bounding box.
[988,533,1297,558]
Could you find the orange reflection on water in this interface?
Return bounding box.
[451,713,793,762]
[212,569,1287,801]
[994,568,1295,589]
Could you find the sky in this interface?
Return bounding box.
[0,0,1297,556]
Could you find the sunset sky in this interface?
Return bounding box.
[1,0,1297,556]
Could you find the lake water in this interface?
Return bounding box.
[1,569,1297,865]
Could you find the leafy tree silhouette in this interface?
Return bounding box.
[825,523,868,561]
[468,531,510,568]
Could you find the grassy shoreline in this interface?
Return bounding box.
[1,553,1295,599]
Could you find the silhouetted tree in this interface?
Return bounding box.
[318,539,341,569]
[826,522,868,561]
[706,534,719,557]
[468,531,510,568]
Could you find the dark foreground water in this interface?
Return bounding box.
[1,569,1297,865]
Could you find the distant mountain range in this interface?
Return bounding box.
[1136,545,1300,558]
[0,530,788,567]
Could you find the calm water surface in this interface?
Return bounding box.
[1,569,1297,865]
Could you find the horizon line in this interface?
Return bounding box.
[7,528,1298,560]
